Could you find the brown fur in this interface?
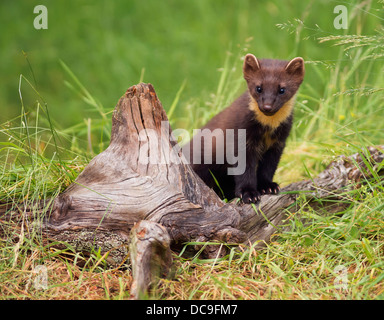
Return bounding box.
[184,54,305,204]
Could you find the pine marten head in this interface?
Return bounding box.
[243,54,305,128]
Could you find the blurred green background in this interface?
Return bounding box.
[0,0,382,138]
[1,0,384,300]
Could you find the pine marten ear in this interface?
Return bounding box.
[243,54,261,80]
[285,57,305,77]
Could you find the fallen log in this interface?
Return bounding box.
[1,83,383,297]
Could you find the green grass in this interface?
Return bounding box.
[1,0,384,300]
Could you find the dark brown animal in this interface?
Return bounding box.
[183,54,305,204]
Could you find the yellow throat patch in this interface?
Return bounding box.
[249,95,296,130]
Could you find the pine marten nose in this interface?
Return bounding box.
[260,104,274,114]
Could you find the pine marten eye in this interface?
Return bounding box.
[256,86,262,94]
[278,87,286,95]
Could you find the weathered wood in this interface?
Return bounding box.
[43,83,383,254]
[240,145,384,244]
[129,220,172,299]
[46,83,246,253]
[1,83,383,295]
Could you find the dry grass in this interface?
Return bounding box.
[1,1,384,300]
[1,193,384,301]
[0,253,133,300]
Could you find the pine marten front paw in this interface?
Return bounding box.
[236,187,261,204]
[258,181,280,195]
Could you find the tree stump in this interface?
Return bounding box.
[1,83,383,298]
[47,83,247,253]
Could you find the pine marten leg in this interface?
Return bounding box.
[234,152,260,204]
[256,143,284,194]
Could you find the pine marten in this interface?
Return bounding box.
[183,54,305,204]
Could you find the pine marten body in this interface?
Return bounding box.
[184,54,305,204]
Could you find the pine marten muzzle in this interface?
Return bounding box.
[184,54,305,204]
